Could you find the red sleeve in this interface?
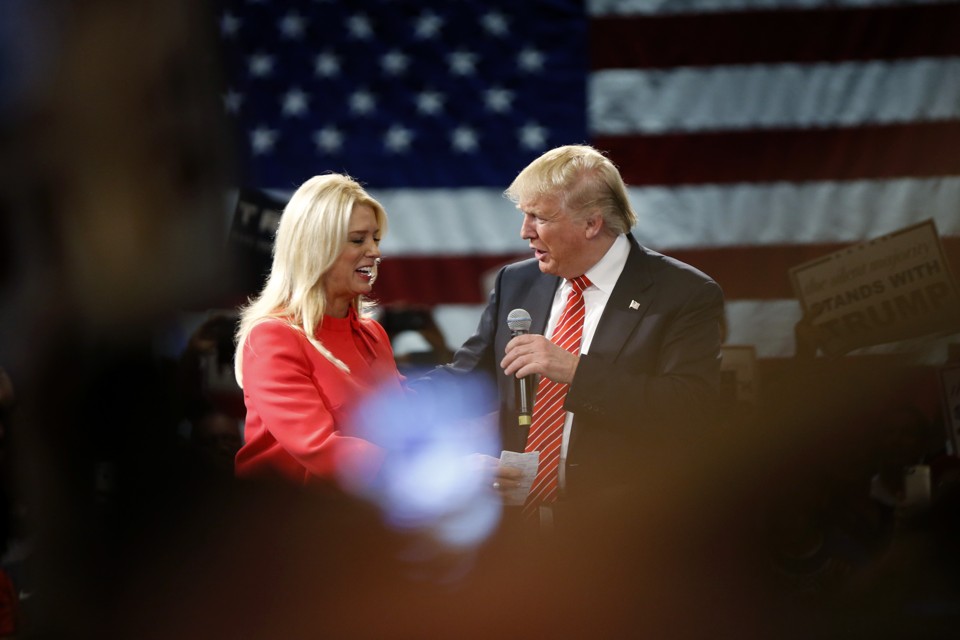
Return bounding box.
[242,320,386,482]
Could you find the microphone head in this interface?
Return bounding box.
[507,308,532,333]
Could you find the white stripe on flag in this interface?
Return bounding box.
[630,177,960,249]
[341,178,960,256]
[371,188,525,256]
[590,58,960,134]
[587,0,952,16]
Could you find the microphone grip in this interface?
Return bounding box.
[511,328,533,428]
[516,376,532,428]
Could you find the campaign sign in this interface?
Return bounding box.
[230,189,285,254]
[789,220,960,356]
[228,189,286,298]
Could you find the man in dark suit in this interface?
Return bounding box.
[416,145,724,526]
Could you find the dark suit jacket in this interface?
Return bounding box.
[414,233,725,501]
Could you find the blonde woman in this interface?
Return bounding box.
[233,174,402,486]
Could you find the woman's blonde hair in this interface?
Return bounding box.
[505,144,637,234]
[234,174,387,386]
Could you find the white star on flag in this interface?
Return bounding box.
[313,126,344,153]
[484,87,514,113]
[314,51,340,78]
[482,12,509,36]
[349,89,376,115]
[248,53,274,77]
[381,50,409,76]
[347,13,373,39]
[414,10,443,39]
[250,126,278,155]
[223,90,243,114]
[451,127,479,153]
[519,121,547,150]
[278,12,307,39]
[415,90,445,115]
[518,47,545,73]
[281,88,309,117]
[384,125,414,153]
[220,12,241,38]
[448,50,478,76]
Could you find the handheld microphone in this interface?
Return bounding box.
[506,308,533,428]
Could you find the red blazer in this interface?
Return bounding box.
[235,310,403,486]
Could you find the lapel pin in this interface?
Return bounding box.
[629,299,640,310]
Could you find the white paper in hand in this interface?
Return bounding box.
[499,450,539,506]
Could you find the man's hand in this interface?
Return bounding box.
[501,334,579,384]
[469,453,523,495]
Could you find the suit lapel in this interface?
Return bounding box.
[567,236,653,459]
[525,272,561,336]
[589,235,654,362]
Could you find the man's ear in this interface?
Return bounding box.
[584,211,604,239]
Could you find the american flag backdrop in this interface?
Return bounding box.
[217,0,960,359]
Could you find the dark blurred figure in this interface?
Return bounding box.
[834,477,960,639]
[0,1,233,637]
[0,368,14,492]
[185,403,242,483]
[176,312,244,428]
[739,320,960,638]
[378,304,453,376]
[174,313,245,489]
[868,404,937,512]
[0,368,20,638]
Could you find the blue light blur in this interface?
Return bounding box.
[339,378,503,550]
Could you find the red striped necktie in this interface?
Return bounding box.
[523,274,592,517]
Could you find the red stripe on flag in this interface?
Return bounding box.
[374,238,960,305]
[591,3,960,69]
[674,244,853,299]
[676,238,960,299]
[594,121,960,186]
